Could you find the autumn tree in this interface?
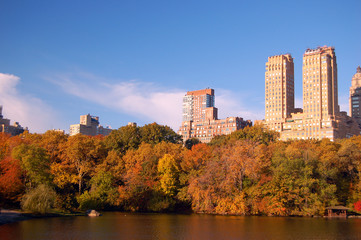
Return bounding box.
[117,142,183,212]
[39,130,68,163]
[118,143,158,211]
[184,138,200,150]
[181,143,212,173]
[257,141,337,216]
[0,133,23,161]
[0,132,12,161]
[188,140,266,215]
[0,157,24,207]
[158,154,180,197]
[54,134,106,195]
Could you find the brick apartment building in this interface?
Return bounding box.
[178,88,251,143]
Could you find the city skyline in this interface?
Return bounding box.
[264,46,359,141]
[1,1,360,133]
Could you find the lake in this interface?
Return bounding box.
[1,212,361,239]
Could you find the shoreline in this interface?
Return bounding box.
[2,209,361,226]
[0,209,85,226]
[0,210,32,226]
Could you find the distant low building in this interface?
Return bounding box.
[178,88,252,143]
[51,129,65,134]
[69,114,112,136]
[97,125,112,136]
[127,122,137,127]
[0,106,25,136]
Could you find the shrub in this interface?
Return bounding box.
[21,184,57,214]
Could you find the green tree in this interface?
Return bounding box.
[335,139,361,204]
[259,141,337,216]
[229,125,279,145]
[95,150,125,185]
[140,123,182,145]
[78,171,119,210]
[12,144,51,188]
[104,125,141,154]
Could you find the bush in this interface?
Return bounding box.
[77,191,102,210]
[21,184,57,214]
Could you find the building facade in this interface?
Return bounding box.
[0,106,25,136]
[182,88,216,122]
[350,66,361,128]
[302,46,339,119]
[69,114,112,136]
[265,54,295,131]
[179,88,252,143]
[264,46,359,141]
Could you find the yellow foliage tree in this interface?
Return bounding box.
[158,154,180,197]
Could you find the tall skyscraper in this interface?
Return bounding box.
[303,46,339,119]
[350,66,361,127]
[182,88,217,122]
[265,54,294,131]
[264,46,359,141]
[179,88,251,143]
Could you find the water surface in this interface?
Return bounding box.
[1,212,361,239]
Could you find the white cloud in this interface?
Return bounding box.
[49,72,184,130]
[0,73,59,133]
[49,72,263,130]
[216,89,264,121]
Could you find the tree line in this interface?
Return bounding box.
[1,122,361,216]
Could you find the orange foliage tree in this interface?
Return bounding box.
[0,157,24,206]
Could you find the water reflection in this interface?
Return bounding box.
[1,213,361,240]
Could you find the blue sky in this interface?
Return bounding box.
[1,0,360,133]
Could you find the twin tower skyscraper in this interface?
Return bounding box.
[264,46,359,140]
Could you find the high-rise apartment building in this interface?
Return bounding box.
[303,46,339,119]
[179,88,251,143]
[70,114,112,136]
[350,66,361,128]
[265,54,294,131]
[264,46,359,141]
[182,88,217,122]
